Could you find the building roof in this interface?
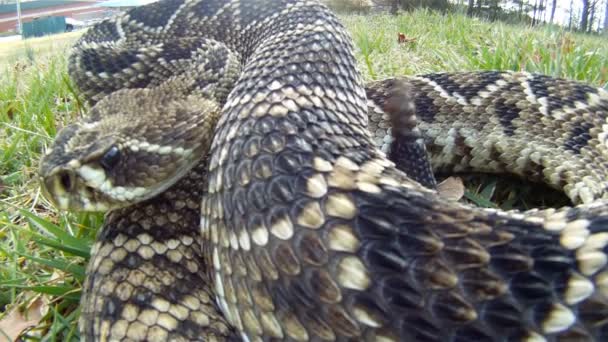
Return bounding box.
[96,0,158,7]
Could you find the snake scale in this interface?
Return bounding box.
[37,0,608,340]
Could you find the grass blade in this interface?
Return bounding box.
[17,253,86,280]
[20,210,88,249]
[30,235,90,259]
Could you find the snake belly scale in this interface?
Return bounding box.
[37,0,608,341]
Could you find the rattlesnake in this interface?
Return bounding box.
[38,0,608,340]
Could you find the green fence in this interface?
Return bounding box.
[22,16,66,38]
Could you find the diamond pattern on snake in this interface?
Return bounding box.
[38,0,608,340]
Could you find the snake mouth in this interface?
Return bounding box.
[39,169,110,212]
[40,169,73,210]
[39,176,61,209]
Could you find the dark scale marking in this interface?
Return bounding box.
[413,90,441,123]
[531,245,576,276]
[190,0,231,23]
[557,327,594,341]
[528,76,550,99]
[452,327,493,342]
[246,181,267,211]
[498,221,577,279]
[80,47,140,75]
[529,74,599,114]
[509,272,553,303]
[297,234,328,266]
[365,79,391,104]
[379,275,423,310]
[172,3,239,47]
[400,316,442,341]
[177,318,237,340]
[589,216,608,234]
[360,241,410,272]
[601,325,608,341]
[423,71,505,102]
[566,82,598,102]
[131,288,157,307]
[565,121,594,153]
[238,0,288,27]
[271,275,318,310]
[101,297,122,317]
[579,298,608,328]
[161,40,208,62]
[493,92,521,136]
[460,268,504,301]
[390,135,436,188]
[128,0,185,28]
[84,20,122,44]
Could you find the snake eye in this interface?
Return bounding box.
[100,146,121,171]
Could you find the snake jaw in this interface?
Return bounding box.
[39,166,112,212]
[39,153,118,212]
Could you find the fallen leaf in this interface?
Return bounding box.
[437,176,465,201]
[397,32,416,44]
[0,297,46,341]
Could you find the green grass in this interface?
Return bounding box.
[0,9,607,340]
[0,33,102,340]
[344,11,608,86]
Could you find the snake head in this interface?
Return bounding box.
[39,88,220,212]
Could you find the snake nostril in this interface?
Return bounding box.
[58,171,74,192]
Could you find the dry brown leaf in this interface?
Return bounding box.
[0,297,46,341]
[397,32,416,44]
[437,176,465,201]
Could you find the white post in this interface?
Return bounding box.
[16,0,23,38]
[603,0,608,34]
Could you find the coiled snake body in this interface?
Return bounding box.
[38,0,608,340]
